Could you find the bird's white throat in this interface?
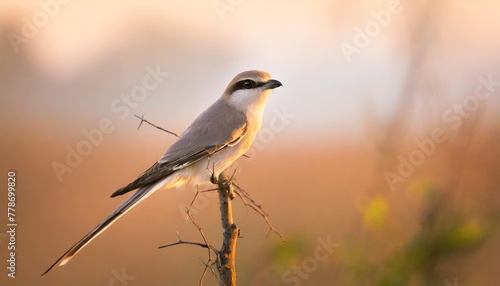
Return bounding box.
[227,88,272,119]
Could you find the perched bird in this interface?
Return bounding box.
[42,70,282,276]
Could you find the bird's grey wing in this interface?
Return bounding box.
[159,99,248,164]
[110,99,247,198]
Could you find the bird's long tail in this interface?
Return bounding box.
[41,180,165,276]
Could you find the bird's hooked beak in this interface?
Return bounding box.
[263,79,282,90]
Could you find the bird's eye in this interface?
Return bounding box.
[242,80,255,89]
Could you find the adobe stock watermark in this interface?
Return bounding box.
[280,235,339,286]
[339,0,402,63]
[7,0,73,54]
[178,106,296,221]
[108,267,135,286]
[385,74,500,192]
[51,65,169,182]
[212,0,243,21]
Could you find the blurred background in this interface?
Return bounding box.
[1,0,500,285]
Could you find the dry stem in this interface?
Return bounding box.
[216,171,239,286]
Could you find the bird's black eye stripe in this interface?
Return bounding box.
[227,79,267,94]
[233,79,266,91]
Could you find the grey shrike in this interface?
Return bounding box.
[42,70,282,276]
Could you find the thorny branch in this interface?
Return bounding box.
[136,115,285,285]
[160,174,285,285]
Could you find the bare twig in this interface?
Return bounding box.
[159,209,219,286]
[232,180,286,242]
[186,205,217,286]
[199,258,224,286]
[187,207,215,260]
[159,208,218,255]
[134,114,179,137]
[159,238,209,249]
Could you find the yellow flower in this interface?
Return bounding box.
[362,196,389,229]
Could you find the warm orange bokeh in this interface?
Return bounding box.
[1,1,499,285]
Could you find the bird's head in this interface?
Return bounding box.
[222,70,282,113]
